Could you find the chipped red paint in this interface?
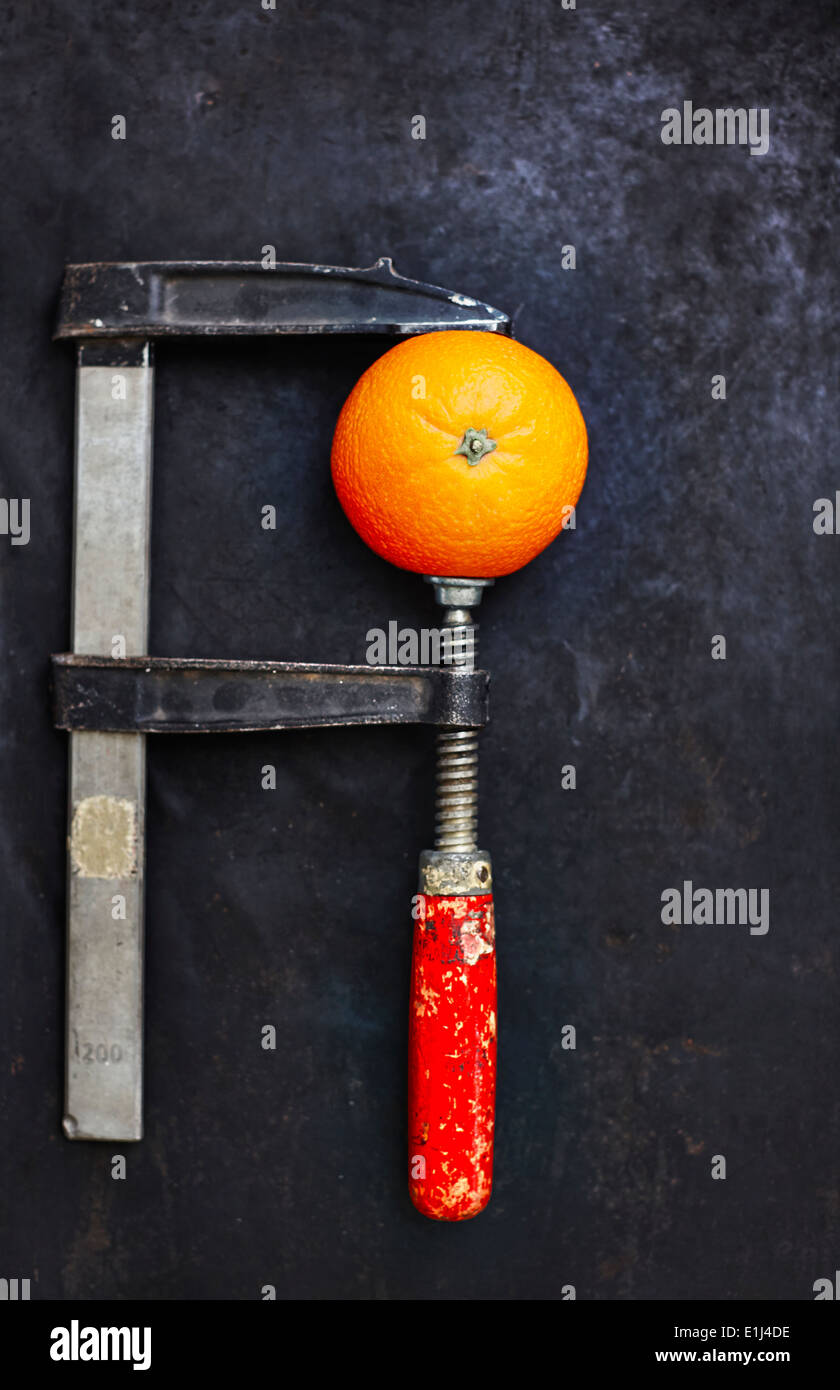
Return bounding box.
[408,893,496,1221]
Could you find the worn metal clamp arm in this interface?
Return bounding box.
[54,257,510,340]
[51,654,489,733]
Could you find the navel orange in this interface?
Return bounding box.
[331,330,587,578]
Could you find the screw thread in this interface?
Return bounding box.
[435,728,479,851]
[435,617,479,851]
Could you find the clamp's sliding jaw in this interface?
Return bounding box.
[53,259,509,1142]
[52,655,488,734]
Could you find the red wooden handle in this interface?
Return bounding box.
[408,892,497,1220]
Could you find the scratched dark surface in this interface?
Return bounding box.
[0,0,838,1301]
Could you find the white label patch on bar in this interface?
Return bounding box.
[69,795,138,879]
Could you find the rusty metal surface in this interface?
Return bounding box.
[1,0,838,1303]
[418,849,492,896]
[52,654,490,732]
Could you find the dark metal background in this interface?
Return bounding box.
[1,0,838,1300]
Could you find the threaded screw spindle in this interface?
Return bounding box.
[435,727,479,851]
[434,608,479,852]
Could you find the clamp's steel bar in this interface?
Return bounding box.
[54,258,511,339]
[64,340,153,1141]
[51,655,489,733]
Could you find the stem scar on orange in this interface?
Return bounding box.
[331,329,588,579]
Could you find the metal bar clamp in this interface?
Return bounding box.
[53,259,509,1142]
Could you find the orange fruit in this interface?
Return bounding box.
[331,330,587,578]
